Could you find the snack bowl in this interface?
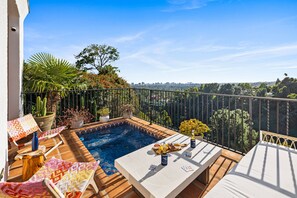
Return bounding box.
[153,143,161,150]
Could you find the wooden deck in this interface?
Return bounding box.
[8,117,243,198]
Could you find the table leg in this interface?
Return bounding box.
[197,167,209,185]
[132,186,145,198]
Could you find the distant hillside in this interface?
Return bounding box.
[131,81,275,91]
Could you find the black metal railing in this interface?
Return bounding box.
[22,88,297,154]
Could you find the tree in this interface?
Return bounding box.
[272,77,297,98]
[219,83,235,95]
[255,83,269,97]
[238,83,253,95]
[98,65,120,75]
[75,44,120,73]
[210,109,257,152]
[23,53,86,112]
[199,83,219,93]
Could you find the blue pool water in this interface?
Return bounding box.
[78,124,158,175]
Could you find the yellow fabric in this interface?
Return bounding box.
[22,154,45,181]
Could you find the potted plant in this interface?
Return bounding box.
[33,96,55,131]
[120,104,135,119]
[60,107,94,129]
[179,119,210,140]
[98,107,110,122]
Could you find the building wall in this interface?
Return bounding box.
[0,0,9,182]
[0,0,28,181]
[8,0,29,120]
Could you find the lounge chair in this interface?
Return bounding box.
[205,130,297,198]
[0,157,99,197]
[7,114,66,156]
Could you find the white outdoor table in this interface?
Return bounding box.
[115,133,222,198]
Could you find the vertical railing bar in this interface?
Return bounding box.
[30,93,33,114]
[197,94,200,120]
[286,102,289,136]
[228,96,231,149]
[206,95,209,125]
[234,98,237,150]
[241,98,244,153]
[201,95,204,123]
[267,100,270,131]
[192,93,195,119]
[221,96,224,147]
[149,89,152,125]
[258,99,262,136]
[216,96,219,146]
[90,90,93,118]
[248,98,253,150]
[276,101,279,133]
[76,90,78,109]
[211,97,214,143]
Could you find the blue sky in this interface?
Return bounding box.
[24,0,297,83]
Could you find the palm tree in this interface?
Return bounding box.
[23,52,87,112]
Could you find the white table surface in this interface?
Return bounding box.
[115,133,222,198]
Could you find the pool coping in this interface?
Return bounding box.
[68,117,178,189]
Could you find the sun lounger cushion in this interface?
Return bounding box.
[0,158,99,198]
[7,114,41,142]
[205,141,297,198]
[38,126,66,141]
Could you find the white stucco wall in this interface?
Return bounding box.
[0,0,28,181]
[8,0,29,120]
[0,0,9,182]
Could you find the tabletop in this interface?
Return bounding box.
[115,133,222,198]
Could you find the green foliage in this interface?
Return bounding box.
[75,44,120,74]
[82,73,129,89]
[97,107,110,116]
[238,83,254,95]
[288,93,297,99]
[80,96,85,108]
[35,96,47,117]
[98,65,120,75]
[199,83,219,93]
[160,110,173,127]
[272,77,297,98]
[23,53,86,97]
[93,100,98,121]
[210,109,257,152]
[219,83,235,94]
[138,111,150,121]
[179,119,210,137]
[185,87,199,92]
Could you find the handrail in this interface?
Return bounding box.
[21,88,297,154]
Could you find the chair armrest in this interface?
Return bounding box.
[43,178,65,198]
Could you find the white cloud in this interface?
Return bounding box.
[163,0,217,12]
[211,44,297,62]
[114,32,145,43]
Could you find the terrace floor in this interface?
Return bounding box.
[8,117,243,198]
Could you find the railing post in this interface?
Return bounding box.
[276,101,279,133]
[248,98,253,150]
[286,102,290,135]
[128,88,131,104]
[149,89,153,125]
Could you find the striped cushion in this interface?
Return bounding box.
[7,114,41,142]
